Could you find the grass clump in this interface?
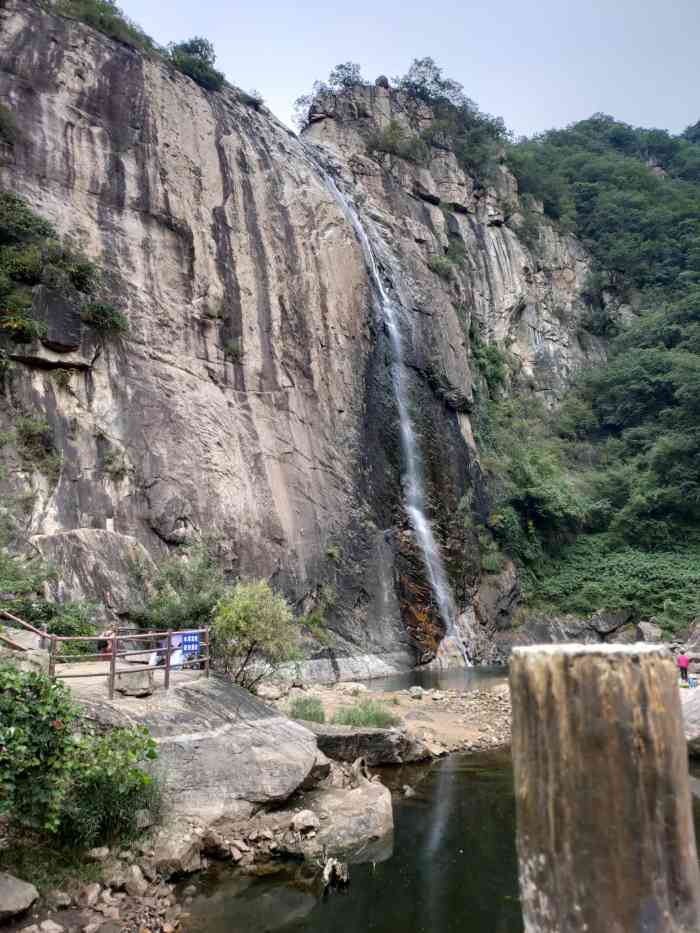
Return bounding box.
[289,696,325,723]
[427,255,454,280]
[332,699,400,729]
[80,301,128,334]
[0,842,103,895]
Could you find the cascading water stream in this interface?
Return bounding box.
[308,158,470,666]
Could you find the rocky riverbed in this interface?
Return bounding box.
[266,678,513,756]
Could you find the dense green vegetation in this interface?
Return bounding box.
[0,663,158,845]
[0,524,98,641]
[167,37,225,91]
[129,542,227,632]
[469,115,700,632]
[54,0,158,52]
[211,580,302,689]
[508,114,700,295]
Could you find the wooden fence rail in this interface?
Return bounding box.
[1,610,209,698]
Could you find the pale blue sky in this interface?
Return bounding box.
[119,0,699,138]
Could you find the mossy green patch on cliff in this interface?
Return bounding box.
[0,104,18,146]
[0,191,126,342]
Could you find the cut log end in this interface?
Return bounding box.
[511,643,700,933]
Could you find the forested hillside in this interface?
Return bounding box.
[481,116,700,632]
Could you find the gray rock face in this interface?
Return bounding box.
[30,530,156,621]
[79,674,318,821]
[0,0,605,666]
[0,872,39,921]
[638,621,663,643]
[303,721,431,765]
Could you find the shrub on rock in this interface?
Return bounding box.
[211,580,301,689]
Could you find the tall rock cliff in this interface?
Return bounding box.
[0,0,604,673]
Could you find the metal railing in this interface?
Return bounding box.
[0,611,210,699]
[49,628,211,699]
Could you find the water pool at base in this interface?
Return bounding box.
[184,745,700,933]
[366,665,506,694]
[184,750,523,933]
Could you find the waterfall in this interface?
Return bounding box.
[309,157,470,666]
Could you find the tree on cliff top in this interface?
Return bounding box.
[168,37,226,91]
[293,61,365,129]
[393,57,469,107]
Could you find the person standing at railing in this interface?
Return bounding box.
[97,628,114,657]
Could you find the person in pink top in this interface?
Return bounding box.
[677,653,690,682]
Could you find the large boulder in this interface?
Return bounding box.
[638,621,663,642]
[281,778,394,861]
[0,872,39,921]
[151,824,202,876]
[589,609,633,636]
[303,721,431,765]
[79,675,319,822]
[32,283,82,352]
[31,529,156,618]
[115,667,154,697]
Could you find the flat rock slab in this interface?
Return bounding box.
[79,675,318,821]
[302,721,430,765]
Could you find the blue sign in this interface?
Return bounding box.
[181,632,200,655]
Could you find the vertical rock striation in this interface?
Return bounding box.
[0,1,603,670]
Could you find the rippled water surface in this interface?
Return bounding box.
[185,750,523,933]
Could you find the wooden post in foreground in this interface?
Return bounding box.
[510,644,700,933]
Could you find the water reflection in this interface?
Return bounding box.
[185,750,522,933]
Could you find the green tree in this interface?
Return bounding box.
[168,37,225,91]
[129,542,226,632]
[211,580,301,689]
